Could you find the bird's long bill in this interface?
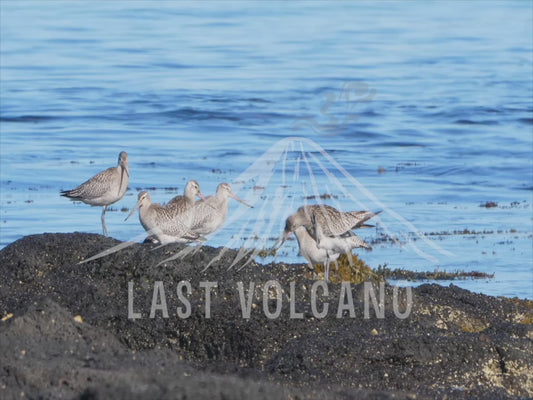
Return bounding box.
[231,193,253,208]
[125,200,141,221]
[273,230,291,250]
[198,192,205,201]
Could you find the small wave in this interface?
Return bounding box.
[0,115,58,123]
[513,185,533,191]
[245,98,271,104]
[380,141,426,147]
[133,108,241,122]
[152,62,194,69]
[455,119,499,125]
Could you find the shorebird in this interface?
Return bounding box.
[293,226,340,282]
[165,180,205,227]
[166,180,204,213]
[188,182,252,236]
[313,213,372,254]
[61,151,129,236]
[274,204,379,249]
[125,191,203,245]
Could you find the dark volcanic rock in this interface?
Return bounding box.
[0,233,532,399]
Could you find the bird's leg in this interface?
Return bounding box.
[308,262,318,280]
[101,205,108,236]
[324,250,335,282]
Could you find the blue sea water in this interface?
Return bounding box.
[1,1,532,298]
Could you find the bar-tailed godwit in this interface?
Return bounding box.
[166,180,204,213]
[165,180,205,227]
[275,204,379,249]
[189,182,252,236]
[61,151,129,236]
[125,191,203,244]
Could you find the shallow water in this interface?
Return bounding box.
[1,1,532,298]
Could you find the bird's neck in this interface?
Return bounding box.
[185,191,196,206]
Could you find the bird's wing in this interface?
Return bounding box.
[189,197,220,231]
[62,166,118,200]
[320,210,379,236]
[165,196,189,216]
[309,207,378,236]
[155,205,200,239]
[347,210,380,229]
[166,195,185,206]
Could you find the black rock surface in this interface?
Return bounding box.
[0,233,531,399]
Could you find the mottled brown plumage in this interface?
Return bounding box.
[126,191,202,244]
[61,151,129,235]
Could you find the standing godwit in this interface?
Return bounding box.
[293,226,340,282]
[61,151,129,236]
[166,180,204,212]
[165,180,205,227]
[188,182,252,236]
[275,204,379,249]
[125,191,203,244]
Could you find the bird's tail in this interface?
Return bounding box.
[60,187,84,199]
[349,210,381,228]
[60,189,76,199]
[349,234,372,250]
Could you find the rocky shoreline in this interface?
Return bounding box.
[1,233,532,399]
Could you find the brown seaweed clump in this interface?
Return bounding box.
[313,253,382,284]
